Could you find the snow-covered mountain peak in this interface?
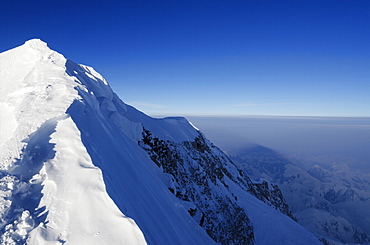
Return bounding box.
[2,38,66,69]
[23,38,49,52]
[0,40,321,244]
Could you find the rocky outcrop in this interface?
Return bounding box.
[139,128,295,244]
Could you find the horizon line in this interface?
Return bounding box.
[148,114,370,120]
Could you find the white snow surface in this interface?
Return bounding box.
[0,39,212,244]
[0,39,320,244]
[28,116,146,244]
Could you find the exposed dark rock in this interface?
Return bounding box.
[139,127,296,244]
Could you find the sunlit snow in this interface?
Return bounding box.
[0,39,322,245]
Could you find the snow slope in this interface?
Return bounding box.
[0,39,320,244]
[0,39,211,244]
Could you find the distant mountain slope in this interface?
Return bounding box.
[227,144,370,244]
[0,39,320,244]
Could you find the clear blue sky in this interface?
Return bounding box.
[1,0,369,117]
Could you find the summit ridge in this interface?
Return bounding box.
[24,38,49,51]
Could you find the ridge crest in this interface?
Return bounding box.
[24,38,50,52]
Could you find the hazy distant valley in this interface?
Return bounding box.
[188,116,370,244]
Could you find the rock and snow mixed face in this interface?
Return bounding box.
[0,39,321,245]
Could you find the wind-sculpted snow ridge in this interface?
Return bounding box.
[0,39,147,245]
[0,39,321,244]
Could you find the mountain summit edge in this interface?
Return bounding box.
[0,39,320,245]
